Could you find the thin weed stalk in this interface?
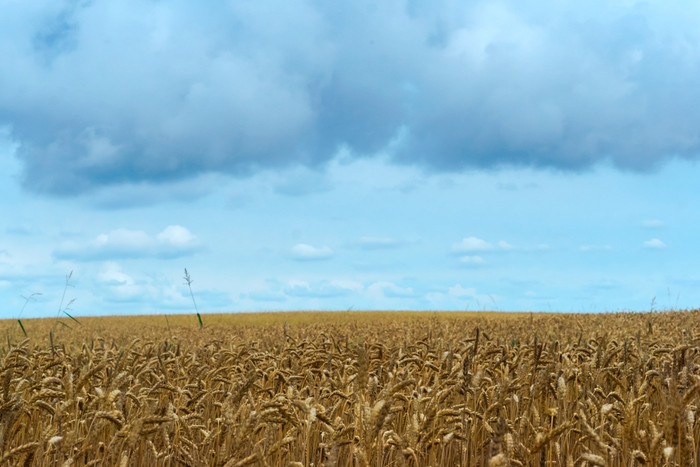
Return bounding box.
[16,292,42,338]
[183,268,203,329]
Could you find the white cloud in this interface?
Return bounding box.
[54,225,201,261]
[641,219,665,229]
[644,238,666,249]
[497,241,514,250]
[157,225,199,249]
[96,262,157,303]
[452,237,494,252]
[367,281,414,298]
[290,243,333,260]
[448,285,478,298]
[96,229,151,250]
[452,237,518,257]
[97,262,133,286]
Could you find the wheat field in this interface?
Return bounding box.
[0,310,699,466]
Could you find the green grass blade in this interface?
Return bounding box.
[57,320,73,330]
[17,319,27,337]
[197,312,203,329]
[62,310,81,326]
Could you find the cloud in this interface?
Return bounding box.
[54,225,201,261]
[272,166,332,196]
[641,219,664,229]
[87,175,222,209]
[459,255,486,265]
[356,236,399,250]
[96,262,156,303]
[452,237,515,254]
[284,279,361,298]
[452,237,494,253]
[643,238,666,249]
[5,2,700,195]
[367,281,415,298]
[497,241,514,251]
[156,225,198,250]
[448,284,478,298]
[290,243,333,261]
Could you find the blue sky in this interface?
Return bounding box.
[2,0,700,317]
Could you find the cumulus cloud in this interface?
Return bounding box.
[459,255,486,265]
[643,238,666,249]
[96,262,156,303]
[290,243,333,261]
[54,225,200,260]
[4,1,700,195]
[157,225,198,249]
[452,237,494,253]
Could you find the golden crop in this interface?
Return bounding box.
[0,310,698,466]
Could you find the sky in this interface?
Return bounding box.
[2,0,700,318]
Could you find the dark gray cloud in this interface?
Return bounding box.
[4,1,700,195]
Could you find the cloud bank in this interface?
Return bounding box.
[4,1,700,195]
[452,237,512,253]
[290,243,333,261]
[54,225,200,261]
[643,238,666,249]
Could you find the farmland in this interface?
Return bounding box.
[0,310,699,466]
